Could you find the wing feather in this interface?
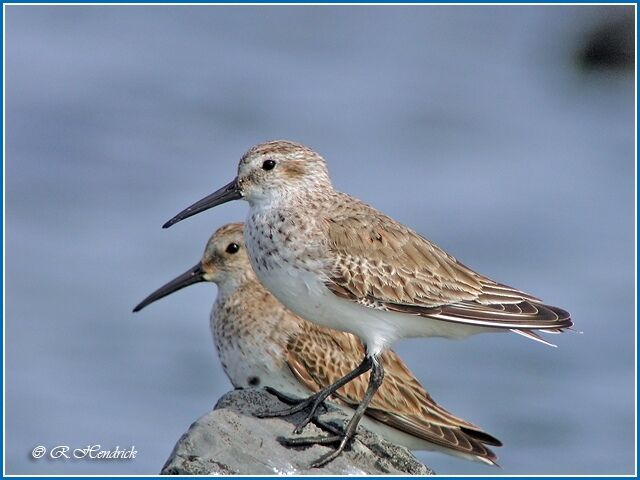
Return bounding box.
[323,195,572,332]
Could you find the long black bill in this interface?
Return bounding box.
[163,178,241,229]
[132,263,205,313]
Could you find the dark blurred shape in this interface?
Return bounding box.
[578,12,634,70]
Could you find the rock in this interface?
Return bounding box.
[161,388,433,475]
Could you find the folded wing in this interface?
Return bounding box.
[323,197,572,332]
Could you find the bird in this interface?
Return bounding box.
[162,140,573,466]
[133,222,502,467]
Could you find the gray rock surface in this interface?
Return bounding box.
[161,388,433,475]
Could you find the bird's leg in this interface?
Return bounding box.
[257,356,374,435]
[276,354,385,466]
[308,355,384,468]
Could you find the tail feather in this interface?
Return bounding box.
[510,328,558,347]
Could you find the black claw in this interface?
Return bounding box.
[293,414,314,434]
[311,449,342,468]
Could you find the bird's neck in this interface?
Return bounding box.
[247,179,333,212]
[214,273,257,304]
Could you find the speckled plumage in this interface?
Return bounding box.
[160,140,573,466]
[135,223,502,465]
[230,141,572,353]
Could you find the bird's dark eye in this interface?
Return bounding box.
[225,243,240,254]
[262,159,276,171]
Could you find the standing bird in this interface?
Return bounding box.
[162,141,572,466]
[133,223,502,467]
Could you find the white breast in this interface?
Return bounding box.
[244,209,395,353]
[244,207,490,354]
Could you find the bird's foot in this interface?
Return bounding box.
[258,386,328,429]
[278,417,355,468]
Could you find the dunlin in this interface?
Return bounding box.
[133,223,502,466]
[162,140,572,465]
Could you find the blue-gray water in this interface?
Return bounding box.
[5,5,634,475]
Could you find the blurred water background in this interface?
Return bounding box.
[5,5,635,475]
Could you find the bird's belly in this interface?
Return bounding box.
[252,264,400,353]
[252,265,343,329]
[253,264,490,354]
